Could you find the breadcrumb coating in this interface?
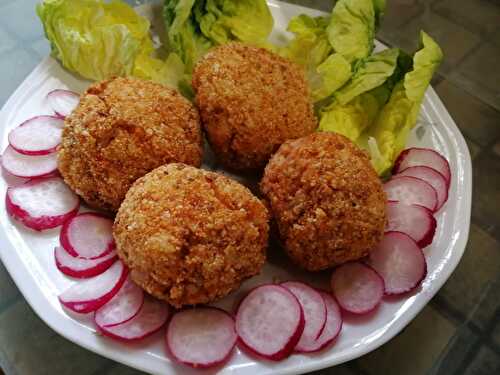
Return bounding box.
[192,43,317,170]
[114,163,269,307]
[58,77,203,212]
[260,132,386,271]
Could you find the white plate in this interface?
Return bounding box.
[0,1,472,374]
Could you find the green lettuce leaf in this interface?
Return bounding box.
[164,0,212,73]
[195,0,273,46]
[327,0,376,63]
[310,53,351,102]
[164,0,273,72]
[280,14,332,69]
[373,0,386,28]
[37,0,153,81]
[364,32,443,174]
[318,91,381,141]
[133,52,186,89]
[334,48,399,105]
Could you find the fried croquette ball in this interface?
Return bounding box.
[260,132,386,271]
[58,77,203,212]
[192,43,317,170]
[114,163,269,307]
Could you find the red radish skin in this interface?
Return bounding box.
[386,201,437,247]
[281,281,327,353]
[369,232,427,295]
[396,166,448,210]
[8,116,64,156]
[167,308,237,369]
[94,277,144,328]
[97,296,169,341]
[384,175,438,212]
[54,246,117,279]
[235,284,305,361]
[2,145,58,178]
[303,291,343,353]
[59,261,128,314]
[331,262,384,314]
[47,89,79,118]
[6,177,79,231]
[60,213,115,259]
[393,148,451,185]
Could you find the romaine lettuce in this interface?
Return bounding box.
[364,32,443,174]
[327,0,376,63]
[164,0,273,72]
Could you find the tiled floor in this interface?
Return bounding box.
[0,0,500,375]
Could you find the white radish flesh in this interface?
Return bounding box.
[2,145,57,178]
[281,281,327,353]
[235,284,304,361]
[59,261,127,313]
[369,231,427,295]
[393,147,451,185]
[97,296,169,341]
[384,176,438,212]
[6,177,79,231]
[94,277,144,328]
[167,308,237,368]
[396,166,448,211]
[47,89,79,118]
[60,213,115,259]
[8,116,63,156]
[386,201,436,247]
[55,246,117,279]
[306,292,343,352]
[331,262,384,314]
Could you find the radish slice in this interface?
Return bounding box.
[8,116,64,156]
[6,177,79,231]
[393,148,451,185]
[305,292,343,352]
[235,284,305,361]
[59,261,128,313]
[60,213,115,259]
[331,262,384,314]
[2,145,57,178]
[281,281,327,353]
[55,246,117,279]
[396,166,448,211]
[97,296,169,341]
[384,176,438,212]
[47,89,80,118]
[369,231,427,295]
[386,201,436,247]
[94,277,144,328]
[167,308,237,368]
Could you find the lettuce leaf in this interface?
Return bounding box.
[280,14,332,69]
[327,0,376,63]
[318,91,381,141]
[37,0,153,81]
[164,0,212,73]
[310,53,351,102]
[364,32,443,174]
[164,0,273,72]
[195,0,273,46]
[334,48,399,105]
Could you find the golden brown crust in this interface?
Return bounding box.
[260,132,386,271]
[114,163,269,307]
[192,43,317,171]
[58,77,203,212]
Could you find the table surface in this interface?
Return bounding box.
[1,1,499,375]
